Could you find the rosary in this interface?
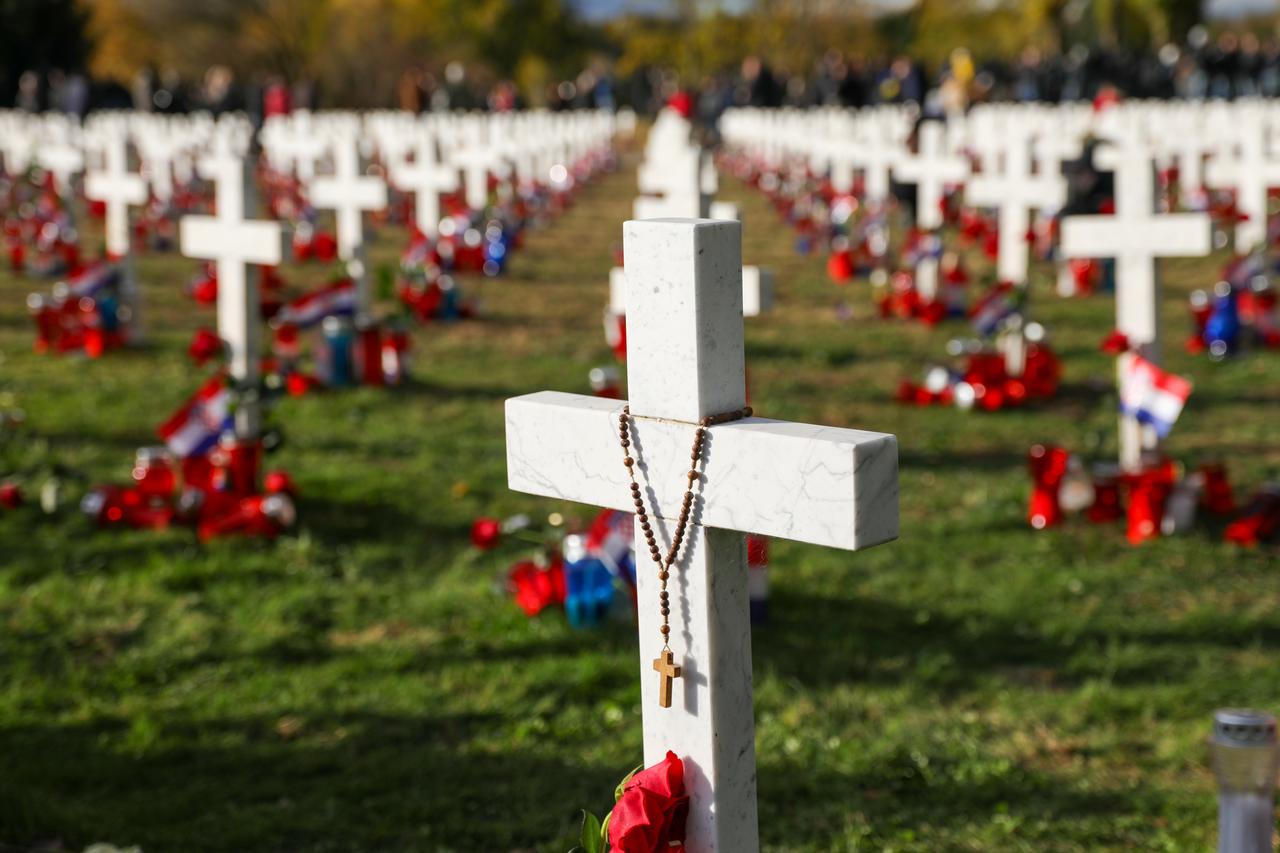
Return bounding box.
[616,404,752,709]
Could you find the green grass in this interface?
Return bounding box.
[1,156,1278,852]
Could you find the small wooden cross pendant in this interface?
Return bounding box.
[652,648,682,708]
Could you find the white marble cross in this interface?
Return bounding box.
[507,219,898,852]
[180,151,286,437]
[608,262,773,324]
[852,125,899,204]
[893,121,969,231]
[38,134,85,200]
[390,130,459,238]
[893,121,969,300]
[85,132,148,259]
[452,139,496,212]
[310,130,388,313]
[966,131,1065,285]
[1204,116,1280,251]
[1059,138,1210,470]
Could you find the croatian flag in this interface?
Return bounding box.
[273,279,355,328]
[1119,356,1192,438]
[158,376,234,458]
[65,263,120,298]
[970,285,1018,337]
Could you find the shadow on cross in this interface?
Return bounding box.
[0,710,621,851]
[754,589,1280,692]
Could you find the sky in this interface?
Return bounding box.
[568,0,1280,22]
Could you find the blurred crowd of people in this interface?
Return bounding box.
[12,26,1280,121]
[11,65,319,120]
[680,27,1280,123]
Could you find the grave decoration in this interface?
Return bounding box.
[575,751,690,853]
[1184,249,1280,358]
[28,262,136,358]
[80,373,296,540]
[506,219,897,851]
[470,508,631,628]
[263,276,413,391]
[1026,442,1279,546]
[1023,347,1232,545]
[3,180,80,277]
[895,275,1062,410]
[396,229,481,323]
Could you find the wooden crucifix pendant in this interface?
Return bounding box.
[652,648,682,708]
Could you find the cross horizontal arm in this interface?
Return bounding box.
[180,217,285,266]
[506,391,898,551]
[1060,213,1210,260]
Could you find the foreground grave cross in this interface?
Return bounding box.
[85,132,148,260]
[506,219,899,852]
[965,131,1065,286]
[179,150,287,437]
[310,131,388,313]
[1059,138,1210,471]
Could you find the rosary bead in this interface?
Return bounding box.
[629,481,640,492]
[660,605,670,617]
[687,470,698,481]
[658,570,668,581]
[660,624,670,637]
[659,590,669,601]
[624,457,634,468]
[621,439,630,448]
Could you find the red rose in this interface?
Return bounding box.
[0,482,23,509]
[188,327,224,366]
[608,751,689,853]
[263,470,297,496]
[471,517,501,550]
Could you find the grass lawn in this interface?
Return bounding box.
[2,151,1279,852]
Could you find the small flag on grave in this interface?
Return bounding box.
[158,376,235,459]
[1118,356,1191,439]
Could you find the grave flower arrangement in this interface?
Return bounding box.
[1184,249,1280,358]
[1025,341,1279,545]
[28,261,139,358]
[81,367,297,540]
[470,509,637,628]
[896,284,1061,411]
[573,751,689,853]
